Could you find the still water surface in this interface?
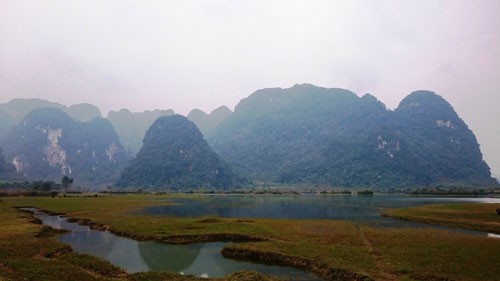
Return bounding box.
[33,210,319,280]
[145,194,500,234]
[145,194,499,220]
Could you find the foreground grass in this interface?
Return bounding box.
[363,226,500,281]
[0,199,279,281]
[0,199,125,281]
[1,195,499,281]
[383,202,500,234]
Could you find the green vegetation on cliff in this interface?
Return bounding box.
[1,108,129,186]
[209,84,496,187]
[117,115,238,189]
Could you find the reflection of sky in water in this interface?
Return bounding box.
[145,194,500,236]
[146,194,500,221]
[35,212,319,280]
[40,214,149,273]
[180,242,317,279]
[148,195,383,220]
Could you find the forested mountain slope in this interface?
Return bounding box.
[117,115,238,189]
[208,84,495,187]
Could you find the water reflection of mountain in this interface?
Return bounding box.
[34,211,331,280]
[148,195,500,222]
[59,230,149,273]
[138,241,201,272]
[60,230,118,258]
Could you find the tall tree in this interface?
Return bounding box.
[61,176,73,193]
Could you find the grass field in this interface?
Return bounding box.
[383,202,500,234]
[1,195,499,281]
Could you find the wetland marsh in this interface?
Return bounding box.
[1,194,499,281]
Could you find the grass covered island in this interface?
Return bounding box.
[0,194,499,281]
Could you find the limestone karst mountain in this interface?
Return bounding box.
[107,108,175,154]
[208,84,495,187]
[187,106,232,137]
[1,108,128,186]
[117,115,238,189]
[0,98,102,142]
[0,84,495,188]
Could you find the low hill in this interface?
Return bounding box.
[117,115,238,189]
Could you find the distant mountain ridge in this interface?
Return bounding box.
[0,98,102,142]
[1,108,129,186]
[0,84,496,188]
[208,84,495,187]
[107,108,176,153]
[0,98,230,155]
[187,106,232,137]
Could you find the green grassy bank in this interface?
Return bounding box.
[383,202,500,234]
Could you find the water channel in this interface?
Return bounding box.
[28,208,320,280]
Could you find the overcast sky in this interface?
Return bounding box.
[0,0,499,175]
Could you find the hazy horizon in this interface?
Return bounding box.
[1,0,499,175]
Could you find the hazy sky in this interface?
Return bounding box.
[1,0,499,175]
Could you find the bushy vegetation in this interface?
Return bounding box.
[0,147,17,180]
[410,187,494,196]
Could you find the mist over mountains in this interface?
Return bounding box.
[0,99,102,142]
[0,84,496,188]
[108,108,175,154]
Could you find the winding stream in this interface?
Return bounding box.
[26,208,320,280]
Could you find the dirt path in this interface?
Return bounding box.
[355,224,398,281]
